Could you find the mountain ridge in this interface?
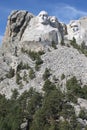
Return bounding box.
[0,10,87,98]
[1,9,87,130]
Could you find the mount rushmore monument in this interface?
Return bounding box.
[1,10,87,98]
[2,10,64,50]
[1,10,87,129]
[2,10,87,53]
[22,11,63,45]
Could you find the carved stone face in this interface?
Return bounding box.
[38,11,49,24]
[70,21,80,33]
[49,16,59,28]
[72,25,79,32]
[50,16,58,24]
[67,21,81,41]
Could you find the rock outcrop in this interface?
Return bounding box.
[1,10,87,99]
[2,10,34,49]
[3,10,34,42]
[1,10,87,130]
[2,10,64,53]
[3,10,87,48]
[22,11,63,45]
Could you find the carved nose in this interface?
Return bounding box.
[41,15,44,19]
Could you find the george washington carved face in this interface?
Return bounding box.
[37,11,49,25]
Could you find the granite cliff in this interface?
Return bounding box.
[1,9,87,129]
[0,10,87,97]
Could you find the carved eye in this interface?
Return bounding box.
[39,14,42,17]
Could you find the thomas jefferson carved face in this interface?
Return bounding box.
[50,16,58,24]
[49,16,59,28]
[38,11,49,24]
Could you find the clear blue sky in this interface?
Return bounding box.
[0,0,87,43]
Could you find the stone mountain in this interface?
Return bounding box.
[0,10,87,100]
[1,10,87,129]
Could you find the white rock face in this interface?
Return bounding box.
[67,17,87,45]
[1,9,87,100]
[38,11,49,25]
[22,11,63,45]
[3,10,34,43]
[2,10,63,53]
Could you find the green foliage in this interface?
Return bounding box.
[23,71,27,81]
[35,55,43,71]
[51,41,57,49]
[21,48,44,71]
[16,72,22,85]
[75,123,82,130]
[28,51,39,61]
[35,56,43,65]
[17,61,23,72]
[30,88,64,130]
[42,89,64,116]
[43,79,56,94]
[61,104,76,119]
[14,46,18,56]
[30,109,46,130]
[70,37,87,56]
[21,47,45,60]
[79,109,87,120]
[0,76,87,130]
[21,47,25,53]
[35,64,40,71]
[29,68,35,79]
[0,77,4,82]
[66,92,77,103]
[27,91,42,115]
[70,37,78,48]
[70,37,81,53]
[17,61,30,72]
[11,89,19,100]
[80,41,87,56]
[81,85,87,99]
[81,41,87,50]
[0,94,22,130]
[21,48,44,61]
[59,120,71,130]
[43,68,51,80]
[66,76,87,100]
[66,76,81,96]
[85,126,87,130]
[6,67,15,78]
[60,39,65,46]
[61,73,65,80]
[38,50,45,55]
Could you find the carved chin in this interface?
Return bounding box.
[39,19,48,24]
